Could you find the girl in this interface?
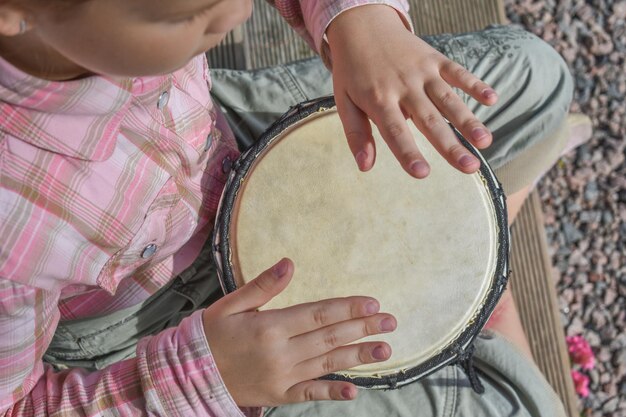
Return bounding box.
[0,0,575,416]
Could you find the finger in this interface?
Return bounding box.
[275,296,381,336]
[439,59,498,106]
[335,92,376,172]
[369,105,430,178]
[286,380,358,403]
[220,258,293,315]
[425,80,492,149]
[405,94,480,173]
[292,313,396,357]
[296,342,392,380]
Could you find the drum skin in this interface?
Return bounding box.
[213,97,509,389]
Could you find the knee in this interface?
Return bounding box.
[499,27,574,113]
[526,32,573,106]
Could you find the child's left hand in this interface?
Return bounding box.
[326,4,499,178]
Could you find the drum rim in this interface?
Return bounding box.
[212,96,510,389]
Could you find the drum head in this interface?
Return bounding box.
[216,100,508,388]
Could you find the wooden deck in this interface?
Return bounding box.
[208,1,578,415]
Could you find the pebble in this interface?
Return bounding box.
[598,347,612,363]
[584,182,600,202]
[592,310,608,328]
[602,397,619,413]
[585,330,602,348]
[590,368,601,387]
[614,348,626,367]
[610,334,626,350]
[605,288,618,305]
[569,316,585,335]
[564,221,585,244]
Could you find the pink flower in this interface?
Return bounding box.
[566,335,595,370]
[571,370,590,398]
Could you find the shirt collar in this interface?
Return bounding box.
[0,55,164,161]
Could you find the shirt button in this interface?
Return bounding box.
[141,243,158,259]
[204,132,213,152]
[157,91,170,110]
[222,156,233,174]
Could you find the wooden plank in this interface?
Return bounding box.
[206,26,247,70]
[244,2,315,69]
[510,191,579,417]
[411,0,506,35]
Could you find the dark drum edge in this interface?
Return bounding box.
[211,96,510,390]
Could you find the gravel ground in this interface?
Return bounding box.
[503,1,626,416]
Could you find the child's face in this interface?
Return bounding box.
[34,0,253,77]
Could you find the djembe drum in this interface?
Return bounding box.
[213,97,509,390]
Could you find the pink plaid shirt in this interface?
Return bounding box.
[0,1,409,416]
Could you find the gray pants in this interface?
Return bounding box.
[45,26,571,416]
[265,331,565,417]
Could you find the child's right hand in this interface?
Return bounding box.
[202,258,396,407]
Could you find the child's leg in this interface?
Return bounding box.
[427,26,574,196]
[263,330,566,417]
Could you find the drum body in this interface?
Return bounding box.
[213,97,509,389]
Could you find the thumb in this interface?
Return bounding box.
[220,258,293,315]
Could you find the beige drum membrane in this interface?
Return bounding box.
[216,103,507,388]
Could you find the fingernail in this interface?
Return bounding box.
[372,345,387,360]
[273,259,289,279]
[356,150,368,171]
[482,88,496,100]
[410,160,430,178]
[380,318,395,332]
[341,387,353,400]
[365,301,379,315]
[471,127,489,142]
[459,154,475,168]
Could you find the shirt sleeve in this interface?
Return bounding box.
[0,279,255,417]
[267,0,413,58]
